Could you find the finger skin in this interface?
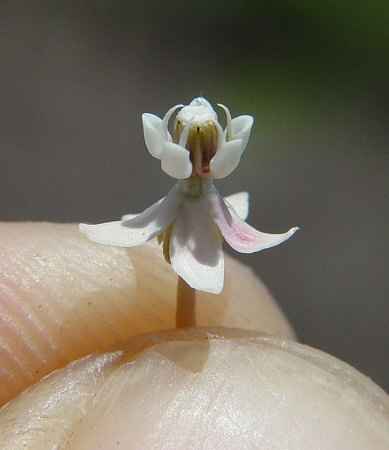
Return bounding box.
[0,329,388,449]
[0,222,294,406]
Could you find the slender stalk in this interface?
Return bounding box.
[176,276,196,328]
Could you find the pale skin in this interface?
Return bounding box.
[0,223,388,449]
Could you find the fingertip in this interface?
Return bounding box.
[1,330,387,449]
[0,222,294,406]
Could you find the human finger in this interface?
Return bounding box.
[0,328,388,449]
[0,222,294,406]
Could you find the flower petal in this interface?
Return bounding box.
[80,185,183,247]
[224,192,249,220]
[120,213,136,221]
[231,115,253,152]
[142,113,166,159]
[142,105,183,159]
[161,142,192,179]
[170,197,224,294]
[211,188,299,253]
[210,139,243,179]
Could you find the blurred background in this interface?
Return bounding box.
[1,1,388,390]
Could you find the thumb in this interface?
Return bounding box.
[0,222,294,406]
[0,328,388,449]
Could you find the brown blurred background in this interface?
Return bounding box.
[1,1,388,390]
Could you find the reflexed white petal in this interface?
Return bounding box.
[122,185,181,229]
[80,220,146,247]
[224,192,249,220]
[170,197,224,294]
[161,142,192,179]
[120,213,137,221]
[231,115,253,151]
[211,187,299,254]
[80,186,183,247]
[210,139,243,179]
[142,113,166,159]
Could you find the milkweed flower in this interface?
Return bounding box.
[80,97,298,294]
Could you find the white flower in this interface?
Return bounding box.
[80,97,298,294]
